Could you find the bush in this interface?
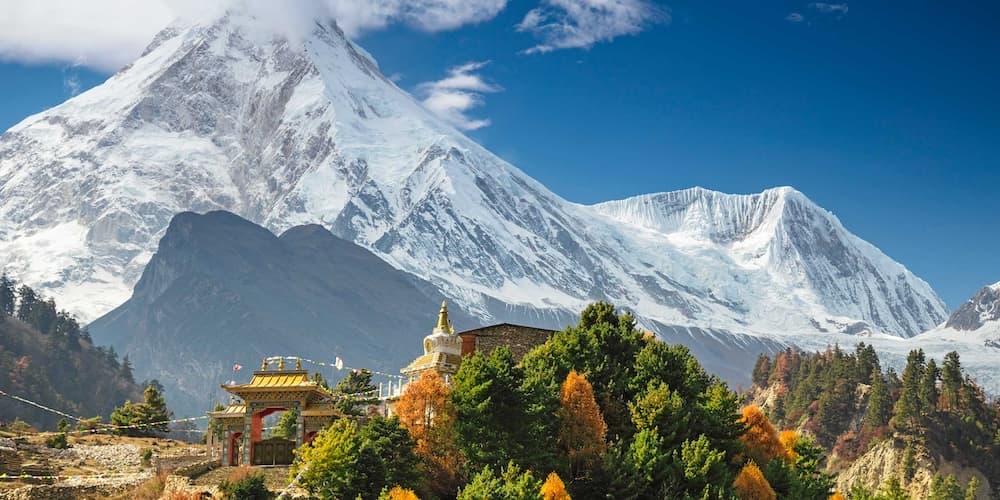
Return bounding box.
[141,448,154,466]
[219,466,273,500]
[45,432,69,449]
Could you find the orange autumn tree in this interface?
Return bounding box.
[541,472,572,500]
[734,462,777,500]
[394,370,463,496]
[778,429,799,461]
[380,486,420,500]
[829,493,846,500]
[739,405,785,466]
[558,370,608,479]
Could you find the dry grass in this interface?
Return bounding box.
[107,471,168,500]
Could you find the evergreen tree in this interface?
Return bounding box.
[855,343,880,385]
[519,302,644,440]
[293,418,362,499]
[457,462,543,500]
[453,347,548,472]
[356,417,423,499]
[334,369,379,416]
[878,477,908,500]
[120,355,135,383]
[0,274,15,316]
[892,349,926,430]
[940,351,963,411]
[272,409,298,439]
[15,285,37,324]
[928,473,962,500]
[864,368,892,429]
[919,358,939,416]
[752,354,772,387]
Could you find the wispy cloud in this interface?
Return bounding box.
[0,0,510,71]
[809,2,848,15]
[328,0,508,38]
[517,0,668,54]
[786,2,848,23]
[418,61,502,131]
[62,61,84,96]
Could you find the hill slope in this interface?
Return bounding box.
[0,313,142,430]
[88,210,481,417]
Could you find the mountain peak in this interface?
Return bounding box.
[945,282,1000,331]
[0,14,946,340]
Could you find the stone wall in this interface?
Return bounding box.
[459,324,555,362]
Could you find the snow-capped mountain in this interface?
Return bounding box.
[0,9,947,344]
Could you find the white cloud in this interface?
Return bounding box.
[328,0,508,37]
[785,12,805,23]
[808,2,849,15]
[0,0,510,71]
[517,0,668,54]
[418,61,502,131]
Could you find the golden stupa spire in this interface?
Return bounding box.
[261,358,269,370]
[278,357,285,370]
[436,300,454,334]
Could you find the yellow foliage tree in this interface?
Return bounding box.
[559,370,608,479]
[734,462,777,500]
[541,472,571,500]
[828,492,846,500]
[394,370,463,496]
[778,429,799,461]
[382,485,420,500]
[739,405,785,466]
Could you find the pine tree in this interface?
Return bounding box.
[16,285,37,324]
[453,347,548,472]
[120,355,135,383]
[0,274,15,316]
[928,473,962,500]
[141,384,171,433]
[919,358,939,416]
[272,409,298,439]
[940,351,962,411]
[335,369,379,416]
[457,462,543,500]
[734,462,776,500]
[356,417,423,498]
[864,368,892,429]
[752,354,772,387]
[892,349,926,430]
[559,370,607,479]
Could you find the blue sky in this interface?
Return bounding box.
[0,1,998,308]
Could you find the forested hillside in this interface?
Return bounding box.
[0,275,142,430]
[750,345,1000,499]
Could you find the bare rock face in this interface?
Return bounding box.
[945,283,1000,331]
[835,440,991,499]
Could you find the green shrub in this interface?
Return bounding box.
[45,432,69,449]
[218,466,273,500]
